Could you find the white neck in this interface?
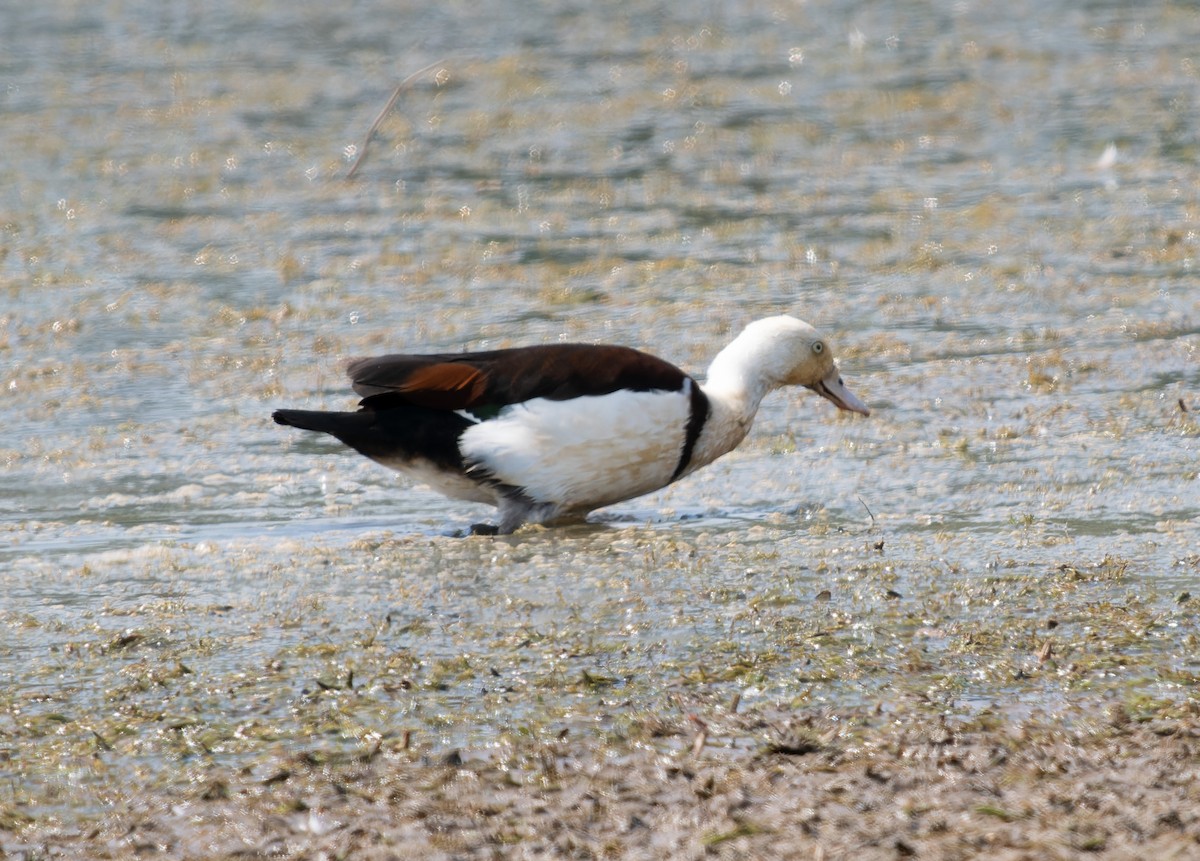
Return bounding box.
[684,339,779,474]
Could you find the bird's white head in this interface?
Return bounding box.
[706,315,870,416]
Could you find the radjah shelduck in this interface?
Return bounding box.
[273,315,870,534]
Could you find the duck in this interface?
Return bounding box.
[272,315,869,534]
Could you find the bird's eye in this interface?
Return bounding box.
[812,341,825,355]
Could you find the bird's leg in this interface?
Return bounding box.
[496,496,534,534]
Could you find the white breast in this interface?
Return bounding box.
[460,386,692,512]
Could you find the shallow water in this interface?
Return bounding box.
[2,0,1199,828]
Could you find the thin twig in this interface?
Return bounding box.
[346,58,448,179]
[857,495,876,527]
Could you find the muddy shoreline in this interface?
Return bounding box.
[7,700,1200,859]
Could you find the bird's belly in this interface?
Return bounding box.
[373,455,498,506]
[461,389,690,510]
[556,436,682,509]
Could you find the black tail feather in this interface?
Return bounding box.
[273,408,366,435]
[272,405,472,471]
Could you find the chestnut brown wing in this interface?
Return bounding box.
[346,344,691,410]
